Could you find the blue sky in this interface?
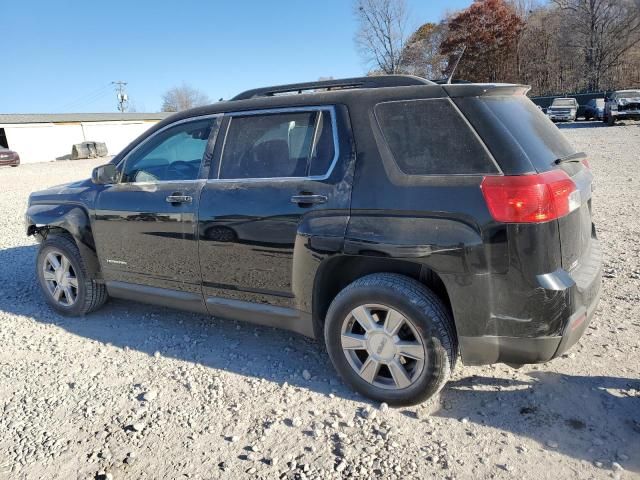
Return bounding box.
[1,0,472,113]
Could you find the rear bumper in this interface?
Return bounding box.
[460,239,602,366]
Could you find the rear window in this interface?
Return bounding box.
[455,95,575,172]
[551,99,577,107]
[374,99,497,175]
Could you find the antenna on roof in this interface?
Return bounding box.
[446,46,466,85]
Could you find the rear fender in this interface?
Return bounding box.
[26,203,102,279]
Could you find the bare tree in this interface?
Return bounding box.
[353,0,409,74]
[553,0,640,91]
[161,84,211,112]
[401,22,449,79]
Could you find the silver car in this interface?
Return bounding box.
[604,90,640,126]
[546,98,578,122]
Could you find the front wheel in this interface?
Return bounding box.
[36,234,108,316]
[324,273,457,406]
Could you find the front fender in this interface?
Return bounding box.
[26,203,102,279]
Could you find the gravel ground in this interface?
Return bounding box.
[0,122,638,480]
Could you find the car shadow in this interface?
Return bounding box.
[0,244,357,400]
[433,373,640,472]
[2,245,638,471]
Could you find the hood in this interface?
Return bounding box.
[28,178,97,206]
[617,96,640,104]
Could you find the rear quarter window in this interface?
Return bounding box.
[374,99,497,175]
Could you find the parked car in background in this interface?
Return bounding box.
[26,76,601,405]
[0,147,20,167]
[583,98,605,121]
[546,97,578,122]
[604,90,640,126]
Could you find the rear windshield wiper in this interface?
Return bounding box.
[554,151,587,165]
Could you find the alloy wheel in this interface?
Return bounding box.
[42,250,78,306]
[340,304,426,390]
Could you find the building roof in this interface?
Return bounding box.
[0,112,172,124]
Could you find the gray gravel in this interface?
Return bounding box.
[0,122,639,479]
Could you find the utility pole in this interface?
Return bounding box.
[111,81,128,112]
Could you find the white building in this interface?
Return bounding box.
[0,112,171,164]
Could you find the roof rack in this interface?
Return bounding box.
[231,75,434,101]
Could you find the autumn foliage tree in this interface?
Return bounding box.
[401,22,449,79]
[440,0,524,83]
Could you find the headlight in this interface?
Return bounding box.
[570,109,576,115]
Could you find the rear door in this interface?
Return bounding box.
[198,106,352,310]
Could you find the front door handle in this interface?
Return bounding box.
[290,194,328,206]
[166,193,193,204]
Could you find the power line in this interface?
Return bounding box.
[56,84,112,112]
[111,81,128,112]
[68,89,112,111]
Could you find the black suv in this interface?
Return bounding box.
[26,76,602,405]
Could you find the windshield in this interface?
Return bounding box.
[614,91,640,99]
[551,99,576,107]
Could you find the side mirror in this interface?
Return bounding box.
[92,163,118,185]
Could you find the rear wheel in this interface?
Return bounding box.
[36,234,108,316]
[324,273,457,406]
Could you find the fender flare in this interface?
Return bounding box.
[26,203,102,279]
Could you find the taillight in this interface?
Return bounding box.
[481,170,580,223]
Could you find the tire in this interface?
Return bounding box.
[324,273,457,406]
[36,234,108,316]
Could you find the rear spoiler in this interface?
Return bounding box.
[443,84,531,98]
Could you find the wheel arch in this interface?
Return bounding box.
[312,255,455,343]
[26,203,102,279]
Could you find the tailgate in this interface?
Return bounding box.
[556,163,594,270]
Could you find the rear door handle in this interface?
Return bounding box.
[166,194,193,204]
[290,194,327,205]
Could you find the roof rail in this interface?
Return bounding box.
[231,75,434,101]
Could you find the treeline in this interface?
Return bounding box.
[354,0,640,96]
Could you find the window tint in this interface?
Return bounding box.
[375,99,496,175]
[219,110,335,179]
[122,119,213,183]
[458,96,575,172]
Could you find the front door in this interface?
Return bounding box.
[93,117,218,296]
[198,107,352,313]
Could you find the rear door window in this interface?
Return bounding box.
[374,99,497,175]
[218,110,335,179]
